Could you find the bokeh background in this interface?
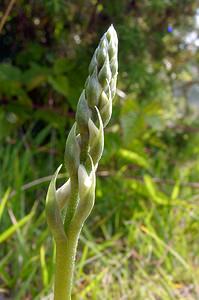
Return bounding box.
[0,1,199,299]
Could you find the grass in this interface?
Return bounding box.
[0,122,199,300]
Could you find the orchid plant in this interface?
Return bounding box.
[45,25,118,300]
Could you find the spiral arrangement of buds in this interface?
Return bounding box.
[45,25,118,300]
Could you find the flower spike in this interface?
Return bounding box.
[45,25,118,300]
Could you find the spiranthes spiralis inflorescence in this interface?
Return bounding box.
[45,25,118,300]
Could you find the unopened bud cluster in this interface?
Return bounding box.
[46,25,118,242]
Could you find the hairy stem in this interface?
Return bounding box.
[64,179,78,233]
[54,228,80,300]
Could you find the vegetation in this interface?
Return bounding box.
[0,1,199,299]
[46,25,118,300]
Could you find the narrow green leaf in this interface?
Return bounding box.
[119,148,150,169]
[143,175,168,205]
[0,189,10,222]
[171,181,180,200]
[0,212,34,243]
[40,245,49,287]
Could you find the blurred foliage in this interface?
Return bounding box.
[0,0,198,138]
[0,0,199,299]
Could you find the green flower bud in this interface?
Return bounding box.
[110,57,118,77]
[56,179,71,210]
[76,90,91,133]
[100,100,112,128]
[88,107,104,167]
[96,43,107,69]
[73,155,96,226]
[89,53,97,74]
[65,123,80,179]
[110,77,117,99]
[98,56,112,88]
[108,42,116,58]
[85,67,102,107]
[99,90,109,110]
[106,25,118,47]
[106,24,114,42]
[99,85,112,127]
[46,165,67,242]
[78,164,92,199]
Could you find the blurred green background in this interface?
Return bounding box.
[0,1,199,299]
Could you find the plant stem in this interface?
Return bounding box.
[54,228,80,300]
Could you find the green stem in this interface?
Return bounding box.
[64,179,78,232]
[54,228,80,300]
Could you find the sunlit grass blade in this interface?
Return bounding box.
[0,211,34,243]
[0,188,10,221]
[140,225,190,270]
[40,245,49,288]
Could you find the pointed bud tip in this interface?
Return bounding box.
[106,25,118,42]
[108,24,115,32]
[78,164,93,198]
[84,176,92,188]
[55,164,63,177]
